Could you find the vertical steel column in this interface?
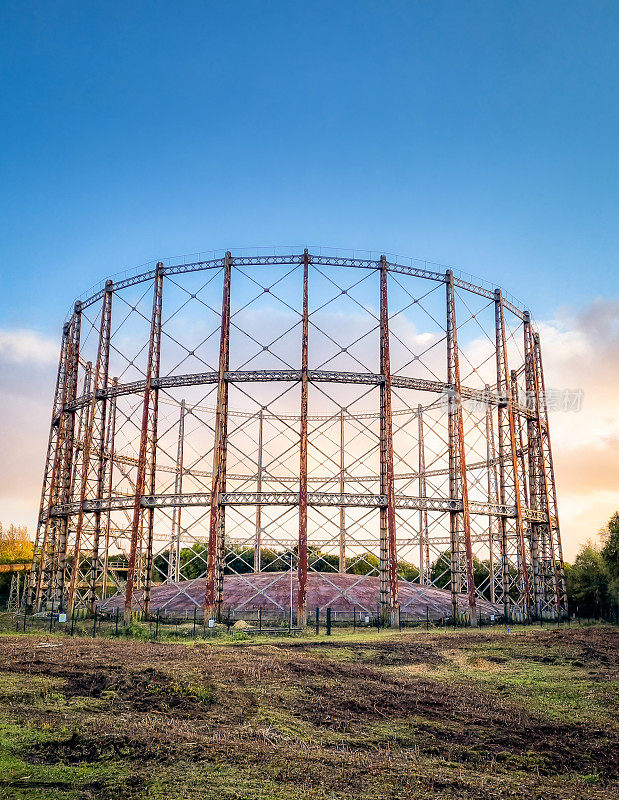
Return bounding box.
[521,320,544,620]
[58,354,89,609]
[512,374,530,511]
[125,263,164,622]
[417,404,429,584]
[29,322,71,610]
[446,271,477,624]
[297,249,310,628]
[50,307,82,611]
[101,377,117,599]
[89,282,113,611]
[494,337,511,618]
[484,385,499,605]
[254,408,263,573]
[68,363,91,520]
[530,327,565,615]
[68,286,113,614]
[169,399,186,583]
[142,274,163,618]
[513,369,538,615]
[339,408,346,573]
[495,290,530,620]
[379,255,399,626]
[536,331,567,614]
[205,253,232,619]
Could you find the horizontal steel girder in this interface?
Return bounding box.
[47,491,549,522]
[62,368,536,419]
[76,253,524,320]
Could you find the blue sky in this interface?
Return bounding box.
[1,2,618,556]
[1,1,618,330]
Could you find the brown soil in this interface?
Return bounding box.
[0,627,617,799]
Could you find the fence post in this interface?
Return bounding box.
[155,608,160,640]
[92,607,97,638]
[70,608,75,636]
[193,606,197,637]
[259,607,262,633]
[50,598,54,633]
[326,607,331,636]
[353,606,356,632]
[315,606,319,635]
[426,605,429,631]
[115,607,119,635]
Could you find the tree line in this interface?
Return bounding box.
[1,513,618,618]
[565,512,619,618]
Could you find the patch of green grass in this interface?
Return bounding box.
[438,640,619,725]
[0,719,134,799]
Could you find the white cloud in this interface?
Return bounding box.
[0,328,58,365]
[534,300,619,559]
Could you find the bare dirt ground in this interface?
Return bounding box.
[0,625,617,799]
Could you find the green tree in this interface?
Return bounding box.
[429,551,490,595]
[566,542,608,616]
[0,523,33,564]
[349,552,379,575]
[430,550,451,588]
[398,560,420,582]
[601,511,619,603]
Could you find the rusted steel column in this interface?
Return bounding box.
[30,322,71,610]
[297,249,310,628]
[485,385,499,605]
[339,408,346,573]
[142,271,163,617]
[89,281,113,611]
[494,333,511,618]
[513,368,539,616]
[379,255,399,627]
[511,374,530,512]
[495,290,530,620]
[417,404,429,584]
[46,307,81,611]
[379,390,389,614]
[169,399,186,583]
[446,270,477,625]
[102,377,118,599]
[205,253,232,620]
[68,286,113,614]
[125,264,164,622]
[522,320,545,620]
[535,331,567,615]
[56,348,87,610]
[529,325,565,616]
[254,408,263,573]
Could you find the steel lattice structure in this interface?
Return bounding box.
[26,249,567,625]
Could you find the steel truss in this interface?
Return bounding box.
[28,250,567,624]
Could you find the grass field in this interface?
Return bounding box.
[0,623,617,799]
